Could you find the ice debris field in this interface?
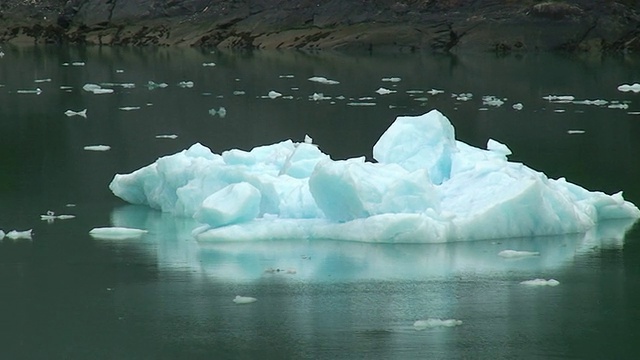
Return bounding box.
[109,110,640,243]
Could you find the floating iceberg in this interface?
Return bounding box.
[233,295,257,304]
[89,227,148,240]
[109,110,640,243]
[520,278,560,286]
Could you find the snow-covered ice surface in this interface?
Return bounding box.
[108,110,640,243]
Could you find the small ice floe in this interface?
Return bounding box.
[498,250,540,258]
[0,230,3,240]
[413,319,463,330]
[520,279,560,286]
[100,82,135,89]
[208,107,227,118]
[375,87,396,95]
[543,95,575,102]
[82,84,113,94]
[116,69,124,73]
[177,81,194,88]
[146,81,168,90]
[406,90,424,94]
[0,50,4,58]
[17,88,43,95]
[617,83,640,93]
[89,227,148,240]
[427,89,444,95]
[64,109,87,118]
[84,145,111,151]
[267,90,282,99]
[381,77,401,82]
[359,96,375,101]
[628,111,640,115]
[233,90,246,96]
[310,92,330,101]
[279,74,295,78]
[202,62,216,67]
[308,76,339,85]
[60,85,73,90]
[453,93,473,101]
[482,95,505,107]
[40,210,75,222]
[512,103,524,110]
[155,134,178,139]
[608,103,629,109]
[71,62,85,66]
[554,109,566,113]
[567,130,585,134]
[479,107,489,111]
[413,97,429,102]
[347,102,376,106]
[119,106,141,111]
[34,78,52,83]
[5,229,33,240]
[65,203,76,207]
[573,99,608,106]
[233,295,257,304]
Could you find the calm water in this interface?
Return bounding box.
[1,46,640,359]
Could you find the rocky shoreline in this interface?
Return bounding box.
[1,0,639,54]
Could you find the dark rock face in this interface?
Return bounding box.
[0,0,639,54]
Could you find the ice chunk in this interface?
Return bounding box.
[17,88,42,95]
[617,83,640,93]
[308,76,339,85]
[146,81,168,90]
[65,109,87,118]
[413,319,463,330]
[6,229,32,240]
[268,90,282,99]
[347,102,376,106]
[543,95,575,102]
[498,250,540,258]
[427,89,444,95]
[375,87,396,95]
[520,278,560,286]
[89,227,147,240]
[512,103,523,110]
[156,134,178,139]
[83,84,113,94]
[0,230,4,240]
[194,182,262,228]
[381,77,401,82]
[202,62,216,67]
[567,130,585,134]
[208,107,227,118]
[84,145,111,151]
[608,103,629,109]
[233,295,257,304]
[482,95,504,107]
[177,81,194,88]
[119,106,141,111]
[41,211,75,222]
[34,78,52,83]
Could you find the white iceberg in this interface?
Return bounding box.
[375,87,396,95]
[498,250,540,258]
[64,109,87,118]
[108,110,640,243]
[89,227,148,240]
[520,278,560,286]
[233,295,257,304]
[617,83,640,93]
[308,76,339,85]
[84,145,111,151]
[6,229,33,240]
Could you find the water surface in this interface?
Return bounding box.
[0,46,639,359]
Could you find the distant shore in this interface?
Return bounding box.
[1,0,639,54]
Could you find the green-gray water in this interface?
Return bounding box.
[1,46,639,359]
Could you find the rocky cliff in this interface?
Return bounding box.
[1,0,639,53]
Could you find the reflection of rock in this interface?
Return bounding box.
[0,1,639,53]
[109,205,638,283]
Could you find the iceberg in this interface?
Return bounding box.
[108,110,640,243]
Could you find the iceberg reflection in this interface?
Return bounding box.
[109,205,637,282]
